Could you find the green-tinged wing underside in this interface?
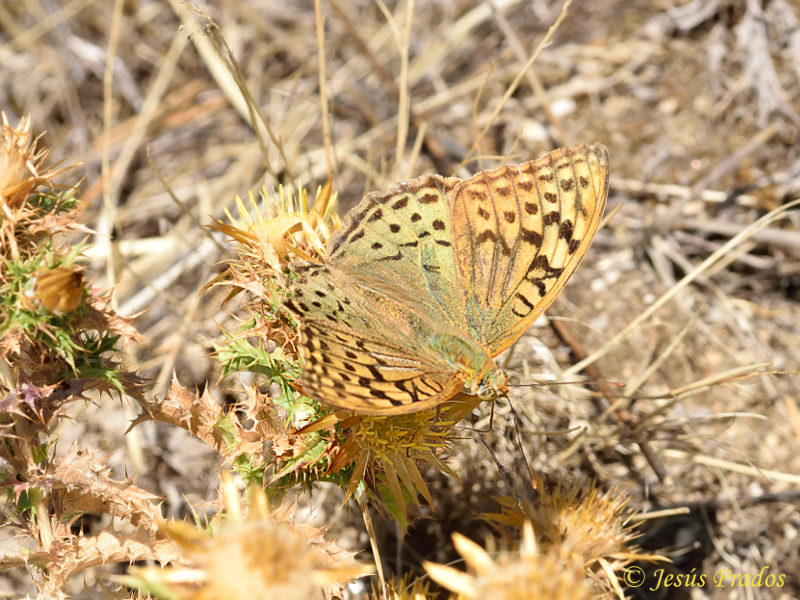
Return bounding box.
[325,174,467,330]
[321,144,609,357]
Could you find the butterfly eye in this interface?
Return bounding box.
[478,387,496,400]
[476,370,509,400]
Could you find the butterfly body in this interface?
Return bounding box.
[427,332,507,399]
[284,144,609,415]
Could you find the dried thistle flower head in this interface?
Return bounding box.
[128,476,372,600]
[35,265,85,314]
[162,519,323,600]
[488,479,635,562]
[328,395,481,525]
[0,113,74,260]
[425,522,591,600]
[213,178,340,274]
[485,478,662,594]
[0,114,46,204]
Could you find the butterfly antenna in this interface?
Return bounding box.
[511,379,626,388]
[505,395,536,498]
[477,435,526,511]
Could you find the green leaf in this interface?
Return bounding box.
[376,482,412,530]
[232,454,265,488]
[213,414,238,453]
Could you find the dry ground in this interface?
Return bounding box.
[2,0,800,598]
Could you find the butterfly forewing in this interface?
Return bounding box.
[450,143,609,355]
[284,262,371,331]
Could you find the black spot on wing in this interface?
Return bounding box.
[520,229,543,246]
[420,193,439,204]
[559,220,574,241]
[531,255,549,271]
[543,211,560,226]
[477,230,496,244]
[518,181,533,192]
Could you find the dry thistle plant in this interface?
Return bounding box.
[0,114,169,596]
[0,121,377,598]
[200,179,489,526]
[198,153,656,597]
[7,0,799,596]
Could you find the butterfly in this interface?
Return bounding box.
[283,144,609,415]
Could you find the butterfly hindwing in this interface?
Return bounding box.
[450,143,609,355]
[285,263,466,414]
[297,319,464,414]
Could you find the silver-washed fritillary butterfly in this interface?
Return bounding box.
[284,144,609,415]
